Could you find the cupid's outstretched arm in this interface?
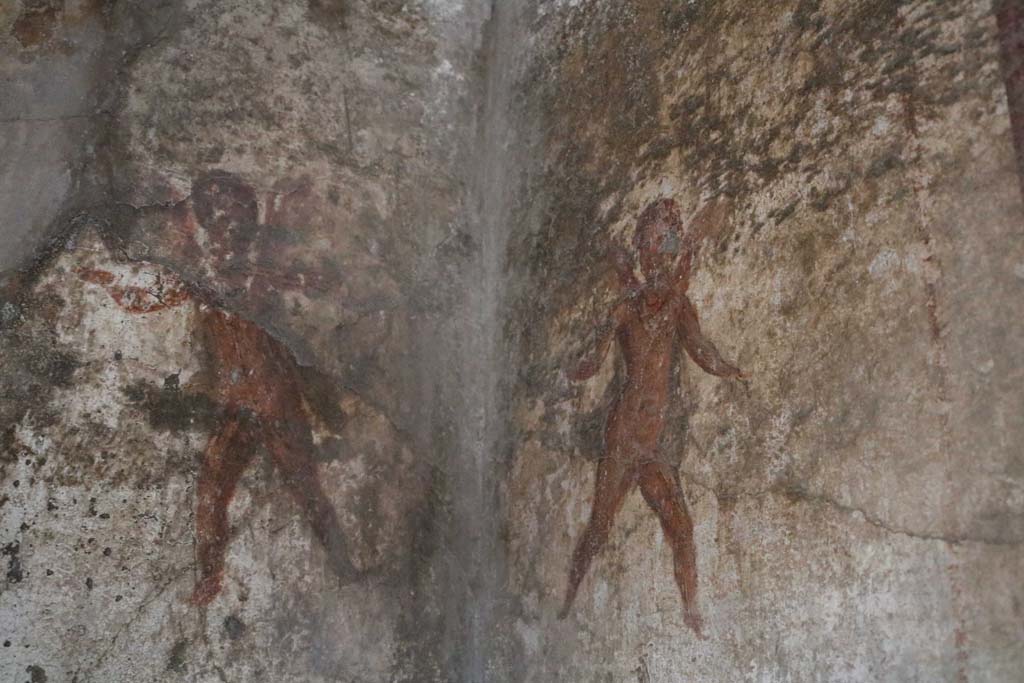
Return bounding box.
[76,267,191,314]
[677,295,743,379]
[568,301,627,382]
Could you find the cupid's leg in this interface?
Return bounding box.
[192,417,255,605]
[638,462,703,637]
[266,419,360,583]
[559,456,635,619]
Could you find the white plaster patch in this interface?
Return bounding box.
[42,238,201,388]
[515,617,541,654]
[868,248,901,279]
[872,115,892,136]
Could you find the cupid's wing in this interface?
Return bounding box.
[687,198,733,247]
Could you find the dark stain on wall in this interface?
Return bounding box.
[2,541,23,584]
[389,464,449,678]
[307,0,348,29]
[223,614,246,640]
[11,1,64,48]
[165,639,187,673]
[0,317,81,467]
[121,376,219,433]
[995,0,1024,200]
[25,664,47,683]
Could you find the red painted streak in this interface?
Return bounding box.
[948,558,970,683]
[75,267,116,286]
[75,267,190,314]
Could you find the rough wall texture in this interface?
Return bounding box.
[2,0,1023,682]
[502,0,1024,681]
[1,0,490,680]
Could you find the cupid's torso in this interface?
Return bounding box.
[76,263,306,419]
[605,296,680,456]
[195,304,304,418]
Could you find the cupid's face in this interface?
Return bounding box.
[637,217,681,282]
[192,172,259,267]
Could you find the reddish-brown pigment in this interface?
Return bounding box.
[77,171,356,606]
[560,198,742,637]
[11,1,63,49]
[78,266,358,604]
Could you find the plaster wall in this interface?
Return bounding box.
[1,1,492,680]
[501,0,1024,680]
[1,0,1022,682]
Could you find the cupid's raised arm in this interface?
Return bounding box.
[672,198,732,291]
[677,295,743,379]
[607,244,640,291]
[76,267,191,314]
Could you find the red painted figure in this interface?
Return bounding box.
[77,171,358,605]
[559,198,743,636]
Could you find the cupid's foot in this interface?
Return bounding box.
[684,608,705,639]
[557,588,579,620]
[323,543,366,586]
[189,574,223,606]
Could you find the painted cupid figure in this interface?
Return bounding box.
[559,197,745,636]
[76,171,360,605]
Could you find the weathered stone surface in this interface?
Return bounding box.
[500,0,1024,680]
[2,231,426,680]
[2,0,1023,681]
[2,0,486,680]
[0,1,110,273]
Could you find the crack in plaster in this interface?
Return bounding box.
[677,469,1022,548]
[78,564,193,679]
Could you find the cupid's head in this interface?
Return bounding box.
[191,170,259,269]
[634,198,685,282]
